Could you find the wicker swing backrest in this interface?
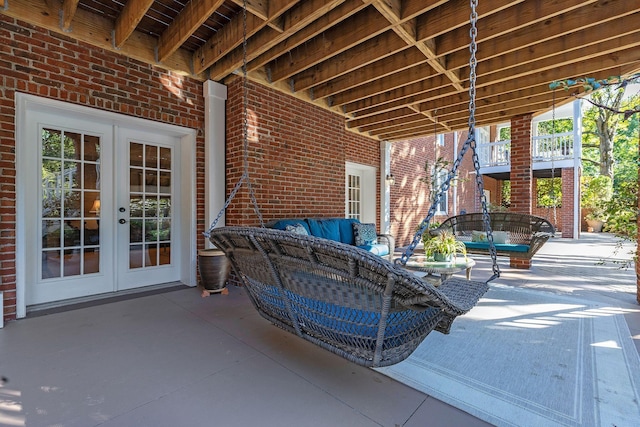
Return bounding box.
[210,227,489,367]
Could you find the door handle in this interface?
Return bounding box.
[119,218,127,224]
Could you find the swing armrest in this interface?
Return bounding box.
[377,233,395,258]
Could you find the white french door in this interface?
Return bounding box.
[24,112,181,305]
[115,129,181,290]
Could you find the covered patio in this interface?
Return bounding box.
[1,1,640,424]
[1,233,638,426]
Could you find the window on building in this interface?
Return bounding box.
[436,134,445,146]
[434,168,448,215]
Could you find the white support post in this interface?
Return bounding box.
[203,80,228,248]
[381,140,392,234]
[573,99,583,238]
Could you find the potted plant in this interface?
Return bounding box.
[582,175,612,232]
[422,230,467,262]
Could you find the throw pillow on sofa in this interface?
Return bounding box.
[353,223,378,246]
[285,223,309,235]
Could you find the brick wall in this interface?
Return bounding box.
[509,115,533,214]
[389,132,478,247]
[560,167,575,237]
[0,16,206,321]
[224,77,380,226]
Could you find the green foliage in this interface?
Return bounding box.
[549,74,640,92]
[498,127,511,141]
[537,118,573,135]
[581,175,613,220]
[422,230,467,260]
[536,178,562,208]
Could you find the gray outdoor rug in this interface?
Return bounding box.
[376,284,640,427]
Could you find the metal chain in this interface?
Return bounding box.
[550,88,558,226]
[241,0,265,227]
[205,0,264,236]
[398,0,500,281]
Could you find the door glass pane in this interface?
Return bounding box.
[129,141,172,269]
[347,174,361,220]
[41,128,101,279]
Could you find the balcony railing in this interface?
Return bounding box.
[478,132,575,168]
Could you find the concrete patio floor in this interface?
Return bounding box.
[0,232,637,426]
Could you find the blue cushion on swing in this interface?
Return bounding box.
[464,242,530,252]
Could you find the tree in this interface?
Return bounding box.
[582,86,627,179]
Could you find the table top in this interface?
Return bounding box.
[403,255,475,274]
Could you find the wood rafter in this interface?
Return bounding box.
[1,0,638,139]
[158,0,227,63]
[60,0,80,31]
[114,0,155,48]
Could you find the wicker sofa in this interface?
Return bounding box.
[431,212,555,260]
[267,218,395,258]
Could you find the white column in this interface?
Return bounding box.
[573,99,583,238]
[203,80,228,247]
[381,140,392,234]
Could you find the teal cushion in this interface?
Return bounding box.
[464,242,529,253]
[307,219,341,242]
[270,219,311,235]
[357,244,389,256]
[338,218,360,245]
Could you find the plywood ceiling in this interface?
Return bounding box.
[3,0,639,141]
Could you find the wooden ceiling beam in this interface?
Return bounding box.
[438,64,635,130]
[433,31,640,119]
[194,10,266,75]
[1,0,198,77]
[416,0,524,40]
[345,44,640,125]
[60,0,80,31]
[292,30,407,93]
[344,22,640,120]
[346,107,422,129]
[113,0,155,48]
[229,0,292,32]
[434,0,598,58]
[370,0,463,90]
[471,16,640,82]
[207,0,356,81]
[359,114,437,135]
[332,62,439,106]
[446,0,639,69]
[312,46,428,100]
[157,0,227,63]
[267,6,389,82]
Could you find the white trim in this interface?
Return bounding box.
[15,93,197,317]
[346,161,377,224]
[203,81,227,248]
[381,141,391,234]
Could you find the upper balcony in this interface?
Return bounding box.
[477,101,582,180]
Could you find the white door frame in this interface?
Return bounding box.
[345,162,377,224]
[15,93,197,318]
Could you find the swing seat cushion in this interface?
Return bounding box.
[356,243,390,256]
[464,242,530,252]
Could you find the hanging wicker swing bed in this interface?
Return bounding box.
[206,0,496,367]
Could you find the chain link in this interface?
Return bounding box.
[398,0,500,281]
[205,0,264,237]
